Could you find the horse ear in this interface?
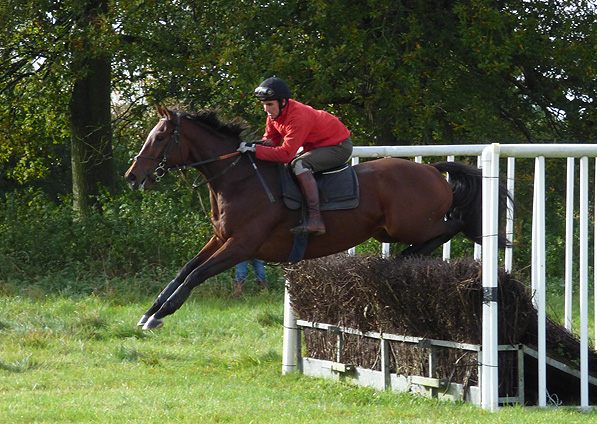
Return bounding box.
[156,104,174,121]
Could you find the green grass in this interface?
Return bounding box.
[0,286,596,423]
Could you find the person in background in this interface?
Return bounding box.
[234,259,268,298]
[238,77,353,235]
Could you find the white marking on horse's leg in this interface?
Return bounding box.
[137,314,150,327]
[142,316,164,330]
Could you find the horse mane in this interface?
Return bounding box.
[179,109,248,141]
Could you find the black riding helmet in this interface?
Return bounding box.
[254,77,291,116]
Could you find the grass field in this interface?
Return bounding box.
[0,280,596,423]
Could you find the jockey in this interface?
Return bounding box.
[238,77,353,235]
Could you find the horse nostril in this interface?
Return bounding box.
[125,172,137,189]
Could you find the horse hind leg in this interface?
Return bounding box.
[400,219,465,257]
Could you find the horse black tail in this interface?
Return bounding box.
[432,161,513,248]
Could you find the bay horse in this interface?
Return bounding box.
[125,105,510,330]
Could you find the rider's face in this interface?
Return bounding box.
[262,100,282,119]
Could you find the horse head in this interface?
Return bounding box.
[125,106,249,191]
[125,105,185,190]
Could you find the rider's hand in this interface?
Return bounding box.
[237,142,257,153]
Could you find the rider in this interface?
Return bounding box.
[238,77,353,235]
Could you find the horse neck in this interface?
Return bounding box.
[182,121,254,188]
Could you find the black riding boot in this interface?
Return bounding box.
[291,170,326,235]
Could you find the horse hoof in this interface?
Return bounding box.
[137,314,150,327]
[142,316,164,330]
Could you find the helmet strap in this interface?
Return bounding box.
[277,99,288,116]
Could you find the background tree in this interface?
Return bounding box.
[69,0,114,217]
[1,0,595,193]
[1,0,115,216]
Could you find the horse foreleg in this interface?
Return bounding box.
[136,278,181,327]
[137,236,224,327]
[142,240,248,330]
[142,283,193,330]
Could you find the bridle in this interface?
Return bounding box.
[134,117,181,181]
[135,116,242,188]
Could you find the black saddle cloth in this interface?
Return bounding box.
[280,163,360,211]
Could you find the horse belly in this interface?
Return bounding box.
[254,213,372,261]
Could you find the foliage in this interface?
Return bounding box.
[0,0,112,184]
[0,185,214,283]
[111,0,595,145]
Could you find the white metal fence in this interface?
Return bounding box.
[282,143,597,410]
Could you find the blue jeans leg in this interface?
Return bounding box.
[235,261,249,280]
[251,259,266,282]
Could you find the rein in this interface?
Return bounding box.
[168,150,241,174]
[176,153,242,189]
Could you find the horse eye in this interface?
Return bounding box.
[154,130,169,142]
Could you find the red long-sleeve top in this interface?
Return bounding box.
[255,99,351,163]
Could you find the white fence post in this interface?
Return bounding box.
[443,155,455,262]
[282,281,298,374]
[594,158,597,348]
[580,157,589,407]
[481,143,500,411]
[504,157,515,273]
[565,158,575,331]
[532,156,547,407]
[348,157,360,256]
[381,243,390,258]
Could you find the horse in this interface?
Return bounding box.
[125,105,511,330]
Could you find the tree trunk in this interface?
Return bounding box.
[69,55,113,218]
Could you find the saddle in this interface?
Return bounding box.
[279,163,360,211]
